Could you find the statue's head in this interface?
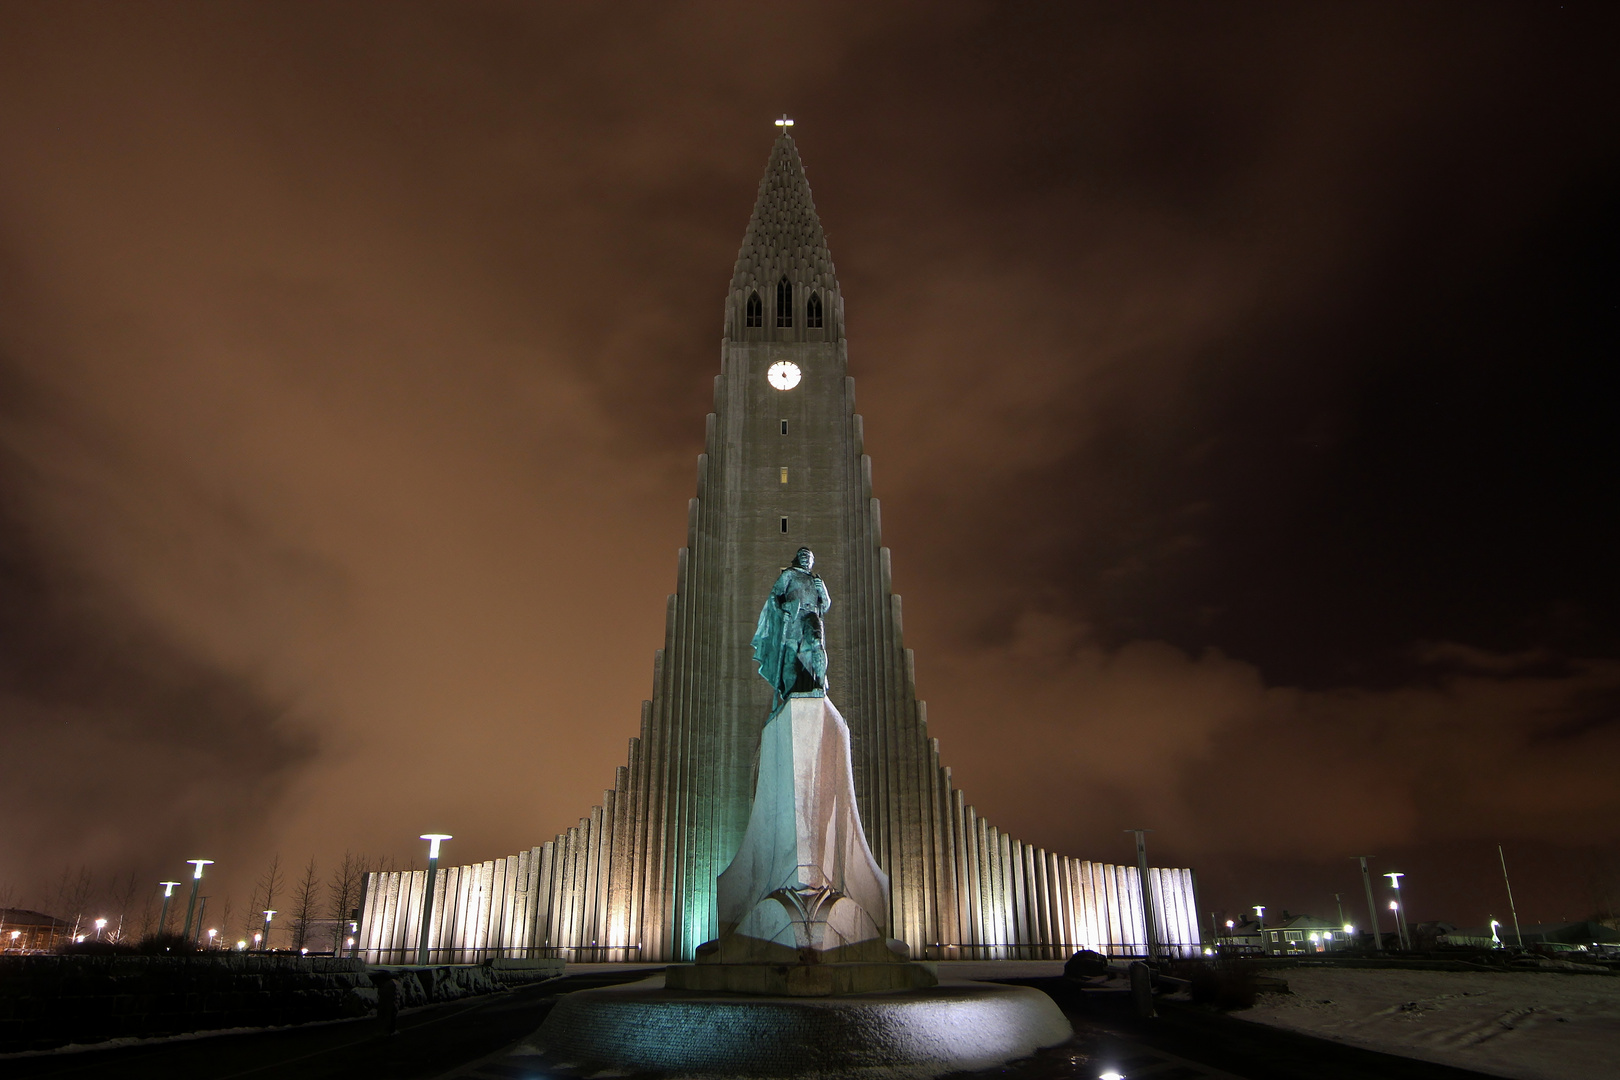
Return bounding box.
[793,547,815,572]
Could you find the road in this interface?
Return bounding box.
[0,968,1503,1080]
[0,969,657,1080]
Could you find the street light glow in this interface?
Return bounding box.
[420,833,453,859]
[160,881,180,897]
[187,859,214,879]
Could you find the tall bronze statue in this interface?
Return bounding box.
[751,547,831,701]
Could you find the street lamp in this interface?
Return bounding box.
[417,833,452,965]
[94,918,107,941]
[181,860,213,944]
[261,910,276,951]
[157,882,182,937]
[207,929,217,949]
[1384,872,1410,951]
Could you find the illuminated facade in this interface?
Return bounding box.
[357,131,1203,963]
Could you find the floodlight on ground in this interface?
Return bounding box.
[1100,1072,1125,1080]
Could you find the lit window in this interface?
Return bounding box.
[806,291,823,328]
[776,277,793,327]
[1285,930,1303,942]
[780,468,788,484]
[745,291,762,328]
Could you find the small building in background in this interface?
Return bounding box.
[1216,917,1265,955]
[1261,914,1354,955]
[0,909,70,953]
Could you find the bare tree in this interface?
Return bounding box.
[108,871,141,944]
[240,882,264,946]
[217,896,234,948]
[253,855,284,949]
[60,866,96,941]
[290,857,320,950]
[327,851,365,954]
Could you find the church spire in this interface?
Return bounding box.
[727,127,842,341]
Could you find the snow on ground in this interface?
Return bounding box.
[1236,967,1620,1080]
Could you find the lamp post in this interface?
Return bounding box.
[417,834,452,965]
[157,882,181,937]
[261,910,276,951]
[1498,845,1525,948]
[1354,856,1382,954]
[1384,872,1410,951]
[181,860,213,943]
[1124,829,1159,960]
[94,918,107,941]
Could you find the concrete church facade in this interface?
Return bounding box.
[356,131,1203,964]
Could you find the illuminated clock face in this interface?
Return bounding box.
[766,361,802,390]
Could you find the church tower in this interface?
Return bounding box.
[356,129,1203,965]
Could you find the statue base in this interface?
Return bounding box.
[665,959,939,996]
[529,974,1073,1079]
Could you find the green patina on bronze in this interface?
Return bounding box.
[751,547,831,702]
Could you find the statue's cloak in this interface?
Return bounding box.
[752,566,830,699]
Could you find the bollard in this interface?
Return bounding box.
[1129,960,1155,1019]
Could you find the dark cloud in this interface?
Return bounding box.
[0,0,1616,926]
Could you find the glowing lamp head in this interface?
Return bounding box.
[1100,1071,1126,1080]
[1344,924,1354,934]
[187,859,214,879]
[1225,920,1234,928]
[160,881,181,897]
[1384,871,1405,889]
[775,115,794,129]
[421,833,453,859]
[95,919,107,929]
[1389,900,1399,910]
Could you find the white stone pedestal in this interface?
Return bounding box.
[666,694,936,993]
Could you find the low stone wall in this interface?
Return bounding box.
[0,954,563,1053]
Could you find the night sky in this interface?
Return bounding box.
[2,2,1617,940]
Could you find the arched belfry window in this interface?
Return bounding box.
[776,277,793,328]
[745,291,762,328]
[806,291,823,329]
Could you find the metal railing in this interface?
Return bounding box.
[919,942,1204,961]
[360,944,643,965]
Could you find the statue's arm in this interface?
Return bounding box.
[816,577,831,613]
[772,570,797,608]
